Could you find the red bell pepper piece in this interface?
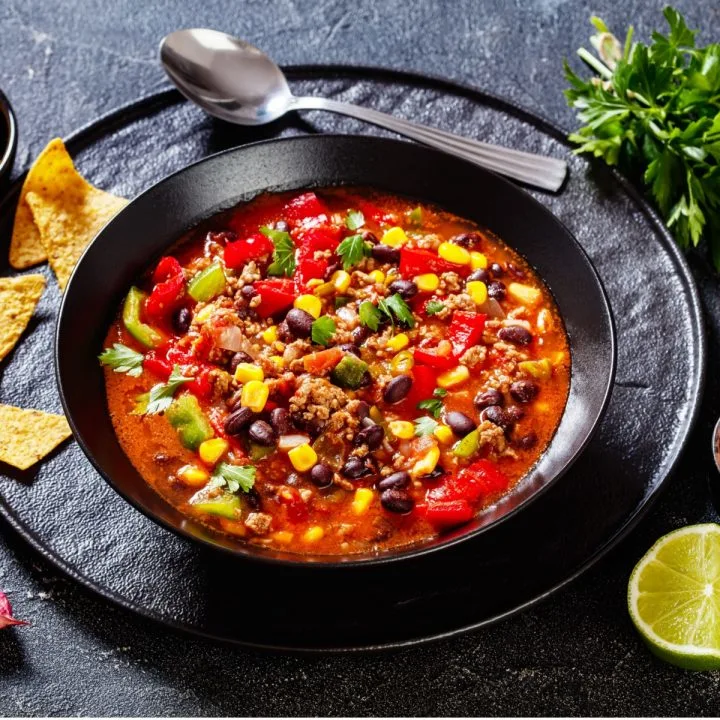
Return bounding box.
[187,368,213,400]
[416,499,474,527]
[223,232,274,269]
[356,198,395,225]
[396,364,438,413]
[414,348,458,370]
[283,192,329,226]
[253,279,296,318]
[447,311,487,358]
[428,460,508,504]
[145,256,185,321]
[295,247,328,290]
[295,224,342,252]
[399,247,459,277]
[277,486,308,523]
[143,351,172,380]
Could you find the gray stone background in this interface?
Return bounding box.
[1,0,720,715]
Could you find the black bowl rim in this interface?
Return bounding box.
[55,133,616,569]
[0,89,17,184]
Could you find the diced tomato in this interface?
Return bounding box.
[295,224,342,252]
[399,247,459,277]
[143,351,172,380]
[428,460,508,504]
[187,369,213,400]
[277,487,308,523]
[145,256,185,321]
[303,347,344,374]
[448,311,487,359]
[152,256,183,285]
[414,348,457,370]
[283,192,329,226]
[224,232,274,269]
[352,198,395,225]
[253,279,296,318]
[396,364,438,414]
[416,499,474,527]
[295,248,328,290]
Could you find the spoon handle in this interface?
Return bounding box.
[291,96,567,192]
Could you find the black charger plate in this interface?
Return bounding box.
[0,66,705,651]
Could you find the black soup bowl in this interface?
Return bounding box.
[56,135,615,566]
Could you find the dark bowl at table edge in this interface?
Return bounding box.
[0,90,17,189]
[54,134,616,569]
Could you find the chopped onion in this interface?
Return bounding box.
[479,298,505,319]
[336,305,358,325]
[278,434,311,451]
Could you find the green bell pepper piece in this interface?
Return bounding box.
[165,394,214,450]
[188,262,226,302]
[330,355,369,389]
[191,494,241,519]
[453,428,479,458]
[248,441,274,462]
[122,287,164,348]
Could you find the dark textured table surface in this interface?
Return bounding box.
[2,0,720,716]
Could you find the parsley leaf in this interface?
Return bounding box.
[212,462,256,494]
[261,225,296,277]
[359,300,382,331]
[425,300,445,315]
[407,206,423,226]
[434,388,448,398]
[138,365,193,415]
[337,233,371,270]
[311,315,336,346]
[99,343,144,377]
[384,293,415,328]
[334,296,351,309]
[346,209,365,231]
[414,415,439,437]
[417,398,444,419]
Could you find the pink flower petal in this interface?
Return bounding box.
[0,591,27,629]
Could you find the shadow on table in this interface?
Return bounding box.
[0,629,26,675]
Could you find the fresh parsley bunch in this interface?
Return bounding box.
[564,7,720,268]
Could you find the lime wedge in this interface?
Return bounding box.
[628,523,720,670]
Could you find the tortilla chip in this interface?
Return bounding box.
[0,274,46,363]
[9,138,127,282]
[0,405,71,470]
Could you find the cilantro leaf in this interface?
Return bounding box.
[433,388,448,398]
[359,300,382,331]
[138,365,193,415]
[425,300,445,315]
[212,462,256,494]
[346,209,365,231]
[261,225,296,277]
[337,233,371,270]
[417,398,444,419]
[311,315,336,346]
[99,343,144,377]
[334,296,351,309]
[414,415,439,437]
[407,206,423,226]
[384,293,415,328]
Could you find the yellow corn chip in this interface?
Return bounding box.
[0,405,71,470]
[0,274,46,363]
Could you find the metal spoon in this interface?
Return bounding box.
[160,29,567,192]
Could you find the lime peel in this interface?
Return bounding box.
[628,523,720,670]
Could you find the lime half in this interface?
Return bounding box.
[628,523,720,670]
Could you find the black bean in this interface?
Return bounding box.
[474,388,503,409]
[380,488,415,514]
[383,375,413,404]
[467,268,489,284]
[371,243,401,264]
[269,407,292,434]
[277,320,294,343]
[285,308,314,338]
[338,343,361,357]
[358,371,373,388]
[274,220,289,233]
[355,424,384,451]
[481,405,509,428]
[507,262,526,279]
[377,471,410,490]
[444,411,477,436]
[498,325,533,346]
[449,231,483,249]
[514,432,538,449]
[342,457,372,479]
[230,351,254,373]
[240,284,257,299]
[487,280,506,301]
[504,405,524,424]
[362,230,379,245]
[224,407,254,435]
[310,463,334,488]
[356,401,370,421]
[509,380,539,403]
[324,261,342,280]
[388,279,418,299]
[490,262,505,277]
[245,487,262,509]
[172,307,191,334]
[248,420,276,446]
[352,326,370,344]
[419,467,446,481]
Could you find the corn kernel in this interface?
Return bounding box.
[294,294,322,319]
[233,363,264,384]
[262,325,278,343]
[438,242,471,265]
[241,380,269,412]
[306,278,324,289]
[507,282,542,306]
[194,305,214,324]
[433,424,454,444]
[272,530,294,545]
[415,273,439,292]
[470,251,488,270]
[411,445,441,478]
[352,488,374,516]
[466,280,488,305]
[391,350,414,374]
[388,420,415,440]
[381,226,409,248]
[303,526,325,543]
[368,269,385,284]
[551,350,567,366]
[437,365,470,388]
[386,333,409,352]
[198,438,229,466]
[384,267,398,285]
[268,355,285,371]
[177,464,210,487]
[369,405,384,425]
[331,270,351,293]
[518,358,552,380]
[313,281,335,297]
[288,443,318,472]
